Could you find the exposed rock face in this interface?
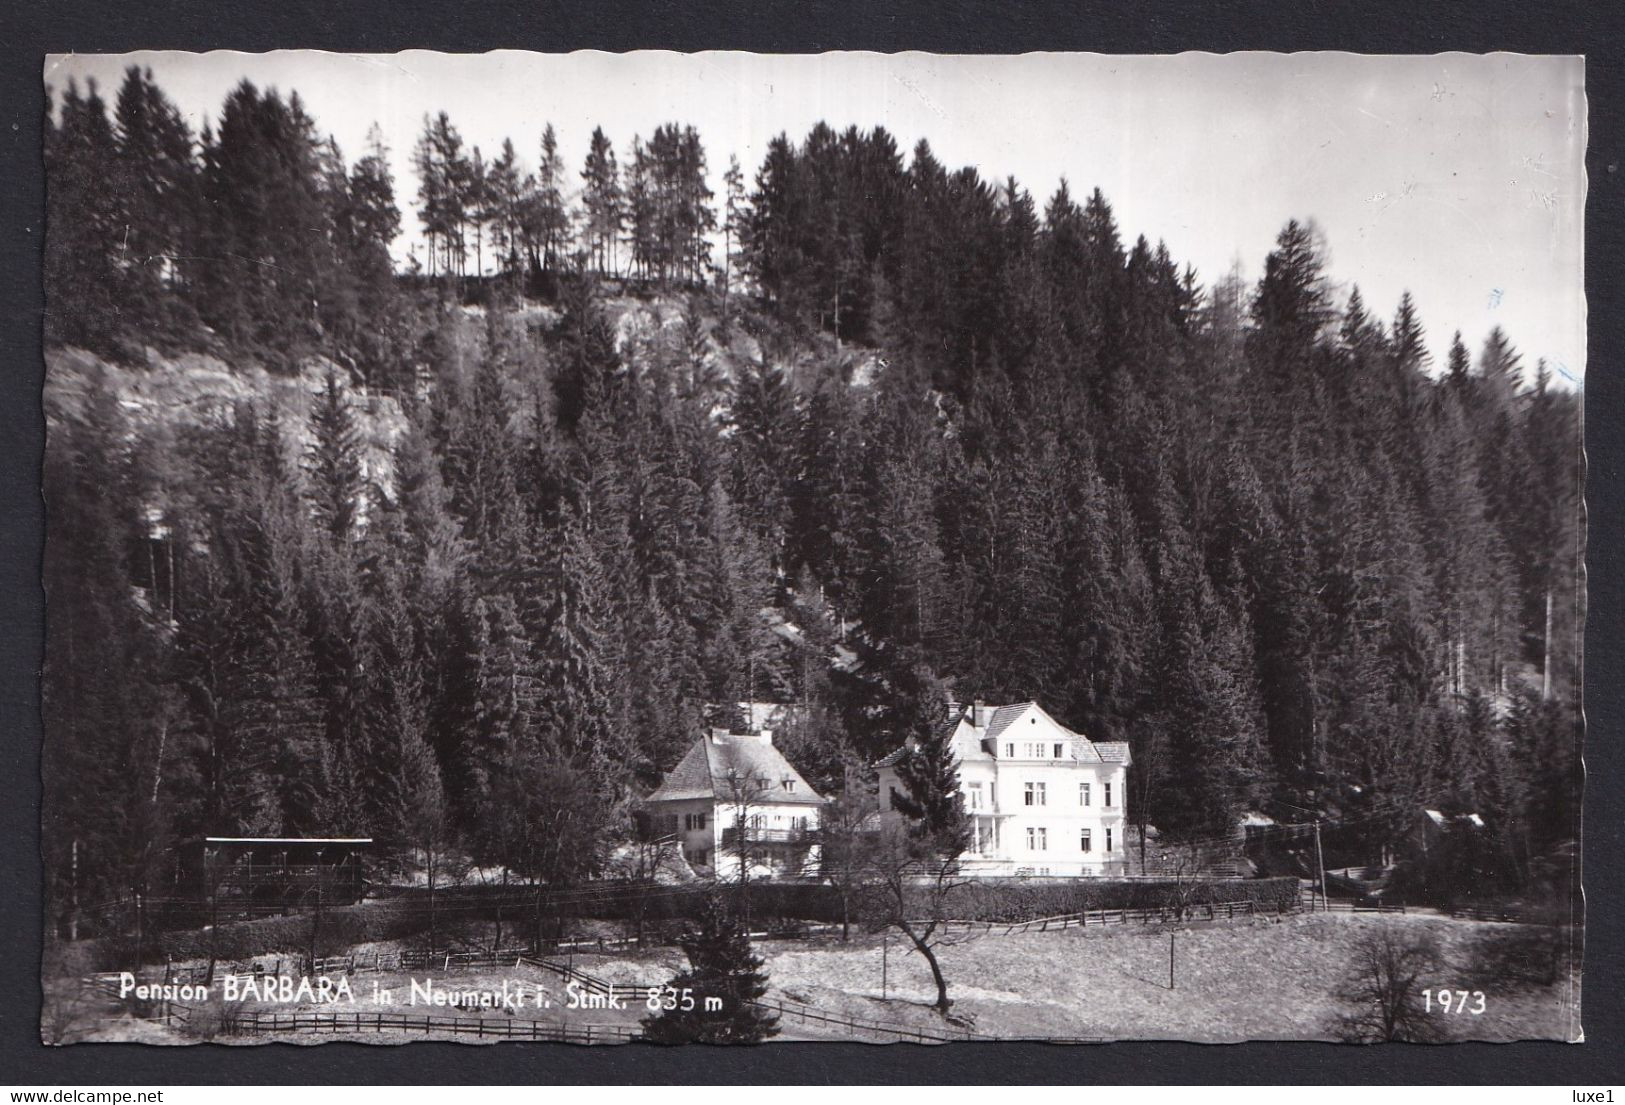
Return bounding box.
[46,345,409,518]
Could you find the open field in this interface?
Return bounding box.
[564,911,1575,1043]
[55,911,1578,1044]
[741,912,1579,1042]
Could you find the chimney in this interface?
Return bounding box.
[973,699,989,727]
[759,729,774,746]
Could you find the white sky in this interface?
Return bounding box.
[45,50,1587,382]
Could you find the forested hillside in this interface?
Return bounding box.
[42,69,1582,928]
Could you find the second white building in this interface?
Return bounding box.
[874,700,1131,877]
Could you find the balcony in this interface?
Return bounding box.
[721,826,814,846]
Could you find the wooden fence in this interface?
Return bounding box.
[755,996,1105,1044]
[755,996,981,1043]
[928,897,1291,936]
[1448,905,1551,925]
[222,1009,640,1043]
[153,897,1292,992]
[83,966,1110,1045]
[79,974,194,1028]
[1301,899,1408,915]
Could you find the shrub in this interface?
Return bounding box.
[178,994,251,1042]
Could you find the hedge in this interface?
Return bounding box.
[504,875,1302,926]
[916,875,1301,922]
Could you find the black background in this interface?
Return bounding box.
[1,0,1620,1085]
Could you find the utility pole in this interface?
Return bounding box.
[1314,820,1329,913]
[882,928,889,1000]
[69,838,79,942]
[1543,588,1554,700]
[1169,932,1175,991]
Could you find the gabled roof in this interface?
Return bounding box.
[983,702,1039,743]
[874,700,1130,769]
[647,732,825,806]
[873,712,996,769]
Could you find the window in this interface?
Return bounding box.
[782,779,796,792]
[1005,743,1014,758]
[1081,828,1092,852]
[1106,828,1114,853]
[1024,781,1047,807]
[1053,743,1064,759]
[1079,782,1091,807]
[794,816,807,830]
[888,786,901,810]
[968,782,984,810]
[1036,827,1049,851]
[750,813,764,828]
[684,813,709,832]
[1104,782,1113,808]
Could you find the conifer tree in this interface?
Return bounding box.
[306,368,365,544]
[111,65,199,339]
[580,127,624,274]
[531,123,571,273]
[641,897,779,1044]
[45,79,123,352]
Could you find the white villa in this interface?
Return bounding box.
[875,700,1132,877]
[644,727,825,877]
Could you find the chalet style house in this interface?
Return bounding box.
[645,728,825,876]
[875,701,1131,877]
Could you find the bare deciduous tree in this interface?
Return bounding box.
[860,824,972,1017]
[1332,925,1447,1042]
[818,788,876,941]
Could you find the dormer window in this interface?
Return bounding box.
[782,779,796,792]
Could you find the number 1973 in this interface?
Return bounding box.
[1423,989,1486,1014]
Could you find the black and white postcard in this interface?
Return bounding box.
[37,50,1585,1048]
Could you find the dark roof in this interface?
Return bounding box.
[874,745,910,769]
[873,714,962,769]
[647,733,825,806]
[983,702,1039,743]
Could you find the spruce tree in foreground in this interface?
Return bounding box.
[641,897,779,1044]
